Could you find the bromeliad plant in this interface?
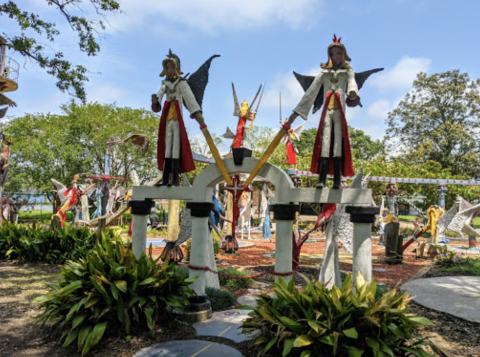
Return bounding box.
[34,234,196,355]
[241,274,435,357]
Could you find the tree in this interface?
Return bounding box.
[348,125,384,163]
[0,0,121,102]
[4,102,159,205]
[386,70,480,177]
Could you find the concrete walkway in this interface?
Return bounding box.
[402,276,480,323]
[133,339,244,357]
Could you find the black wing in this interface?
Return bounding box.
[186,54,220,109]
[355,68,384,90]
[293,71,324,114]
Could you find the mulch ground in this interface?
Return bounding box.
[152,235,433,288]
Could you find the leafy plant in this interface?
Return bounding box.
[205,287,236,312]
[218,268,254,291]
[34,234,196,355]
[0,222,112,264]
[242,273,435,357]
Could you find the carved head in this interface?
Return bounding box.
[321,34,352,70]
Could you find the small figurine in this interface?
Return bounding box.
[151,50,219,186]
[222,83,264,149]
[293,35,383,188]
[282,119,306,170]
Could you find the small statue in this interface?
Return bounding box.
[222,83,264,149]
[282,119,306,170]
[293,35,383,188]
[151,49,219,186]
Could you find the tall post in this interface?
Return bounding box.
[186,202,215,322]
[346,206,379,282]
[128,200,154,258]
[270,204,298,284]
[437,185,447,209]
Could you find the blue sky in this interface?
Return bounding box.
[2,0,480,152]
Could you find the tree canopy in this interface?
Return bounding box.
[386,70,480,177]
[4,102,158,201]
[1,0,121,102]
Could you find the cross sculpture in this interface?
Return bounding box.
[224,175,250,242]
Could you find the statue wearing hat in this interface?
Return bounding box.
[293,35,383,188]
[151,50,219,186]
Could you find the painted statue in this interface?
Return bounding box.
[282,120,306,170]
[151,49,219,187]
[293,35,383,188]
[222,83,264,149]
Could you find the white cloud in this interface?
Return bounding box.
[263,66,320,110]
[107,0,324,34]
[369,56,431,92]
[86,84,127,105]
[367,99,394,120]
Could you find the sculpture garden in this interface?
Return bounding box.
[1,3,480,356]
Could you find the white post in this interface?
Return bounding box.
[187,202,220,295]
[275,220,293,284]
[128,200,154,259]
[271,204,298,284]
[132,214,148,258]
[190,216,209,295]
[352,223,372,282]
[345,206,379,282]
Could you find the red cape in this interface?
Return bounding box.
[285,139,297,164]
[231,116,248,149]
[310,92,354,177]
[157,100,195,173]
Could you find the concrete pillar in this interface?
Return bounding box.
[185,202,216,322]
[345,206,379,282]
[187,202,217,295]
[128,200,155,258]
[270,204,299,284]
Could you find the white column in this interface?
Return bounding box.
[132,214,148,259]
[189,216,210,295]
[275,220,293,284]
[352,223,372,282]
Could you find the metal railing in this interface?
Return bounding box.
[0,53,20,84]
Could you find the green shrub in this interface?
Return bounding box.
[218,268,253,291]
[205,287,236,311]
[34,234,196,355]
[0,223,115,264]
[242,274,434,357]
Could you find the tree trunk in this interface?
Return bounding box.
[385,222,402,264]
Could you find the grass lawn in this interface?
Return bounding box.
[438,256,480,276]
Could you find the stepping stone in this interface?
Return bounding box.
[133,339,243,357]
[237,294,259,306]
[373,268,387,272]
[193,309,252,343]
[402,276,480,323]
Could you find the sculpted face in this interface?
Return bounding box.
[330,47,343,66]
[166,61,176,79]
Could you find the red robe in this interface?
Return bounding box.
[231,116,248,149]
[285,138,297,165]
[157,100,195,173]
[310,92,354,177]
